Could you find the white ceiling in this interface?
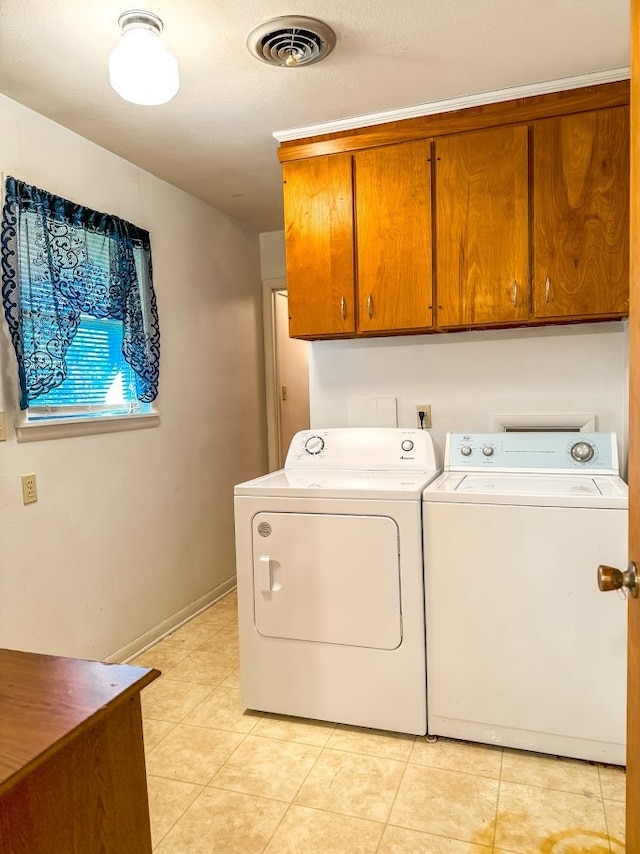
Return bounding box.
[0,1,630,233]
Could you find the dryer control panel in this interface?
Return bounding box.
[285,427,438,472]
[446,432,619,475]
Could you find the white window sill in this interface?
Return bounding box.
[15,411,160,443]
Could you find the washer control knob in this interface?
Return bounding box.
[304,435,325,455]
[401,439,414,452]
[571,441,594,462]
[460,445,472,456]
[482,445,494,457]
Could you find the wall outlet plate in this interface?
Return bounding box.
[21,473,38,505]
[416,405,432,429]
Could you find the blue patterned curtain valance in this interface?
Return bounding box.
[0,176,160,409]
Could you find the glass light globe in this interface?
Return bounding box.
[109,16,179,106]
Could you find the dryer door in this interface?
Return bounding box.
[252,512,401,649]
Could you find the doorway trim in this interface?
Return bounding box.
[262,277,286,472]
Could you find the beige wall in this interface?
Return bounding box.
[0,95,267,661]
[260,230,628,469]
[311,323,628,467]
[259,231,287,281]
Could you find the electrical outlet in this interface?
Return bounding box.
[0,411,6,441]
[416,405,432,429]
[21,473,38,505]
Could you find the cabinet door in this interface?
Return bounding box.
[354,140,433,332]
[435,125,530,327]
[283,154,355,338]
[533,107,630,319]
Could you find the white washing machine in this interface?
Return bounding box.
[422,431,628,764]
[234,427,440,735]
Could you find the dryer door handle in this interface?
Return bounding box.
[257,555,274,592]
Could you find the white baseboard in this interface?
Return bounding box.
[106,577,237,664]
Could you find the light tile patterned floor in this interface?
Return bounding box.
[136,591,626,853]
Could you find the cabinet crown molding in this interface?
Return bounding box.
[274,67,630,143]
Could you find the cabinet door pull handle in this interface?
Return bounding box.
[340,296,346,320]
[512,281,519,306]
[367,293,374,319]
[545,276,551,303]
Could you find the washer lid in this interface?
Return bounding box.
[456,474,603,496]
[235,468,440,500]
[423,472,628,508]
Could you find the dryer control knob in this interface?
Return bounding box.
[571,441,594,462]
[304,435,325,455]
[482,445,494,457]
[401,439,414,452]
[461,446,472,456]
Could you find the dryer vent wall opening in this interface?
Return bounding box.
[247,16,337,67]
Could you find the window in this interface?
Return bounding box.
[1,177,160,435]
[28,317,151,420]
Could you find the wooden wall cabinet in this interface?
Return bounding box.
[282,142,433,339]
[435,125,530,328]
[279,82,630,341]
[532,106,630,320]
[354,140,433,333]
[283,154,355,338]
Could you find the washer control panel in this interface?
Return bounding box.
[285,428,438,472]
[447,432,618,474]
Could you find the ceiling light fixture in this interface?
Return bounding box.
[109,10,179,106]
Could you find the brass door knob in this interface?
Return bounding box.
[597,562,639,597]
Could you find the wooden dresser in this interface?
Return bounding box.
[0,648,159,853]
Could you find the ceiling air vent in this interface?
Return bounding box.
[247,16,336,68]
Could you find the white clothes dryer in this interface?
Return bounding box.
[234,427,440,735]
[422,431,628,764]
